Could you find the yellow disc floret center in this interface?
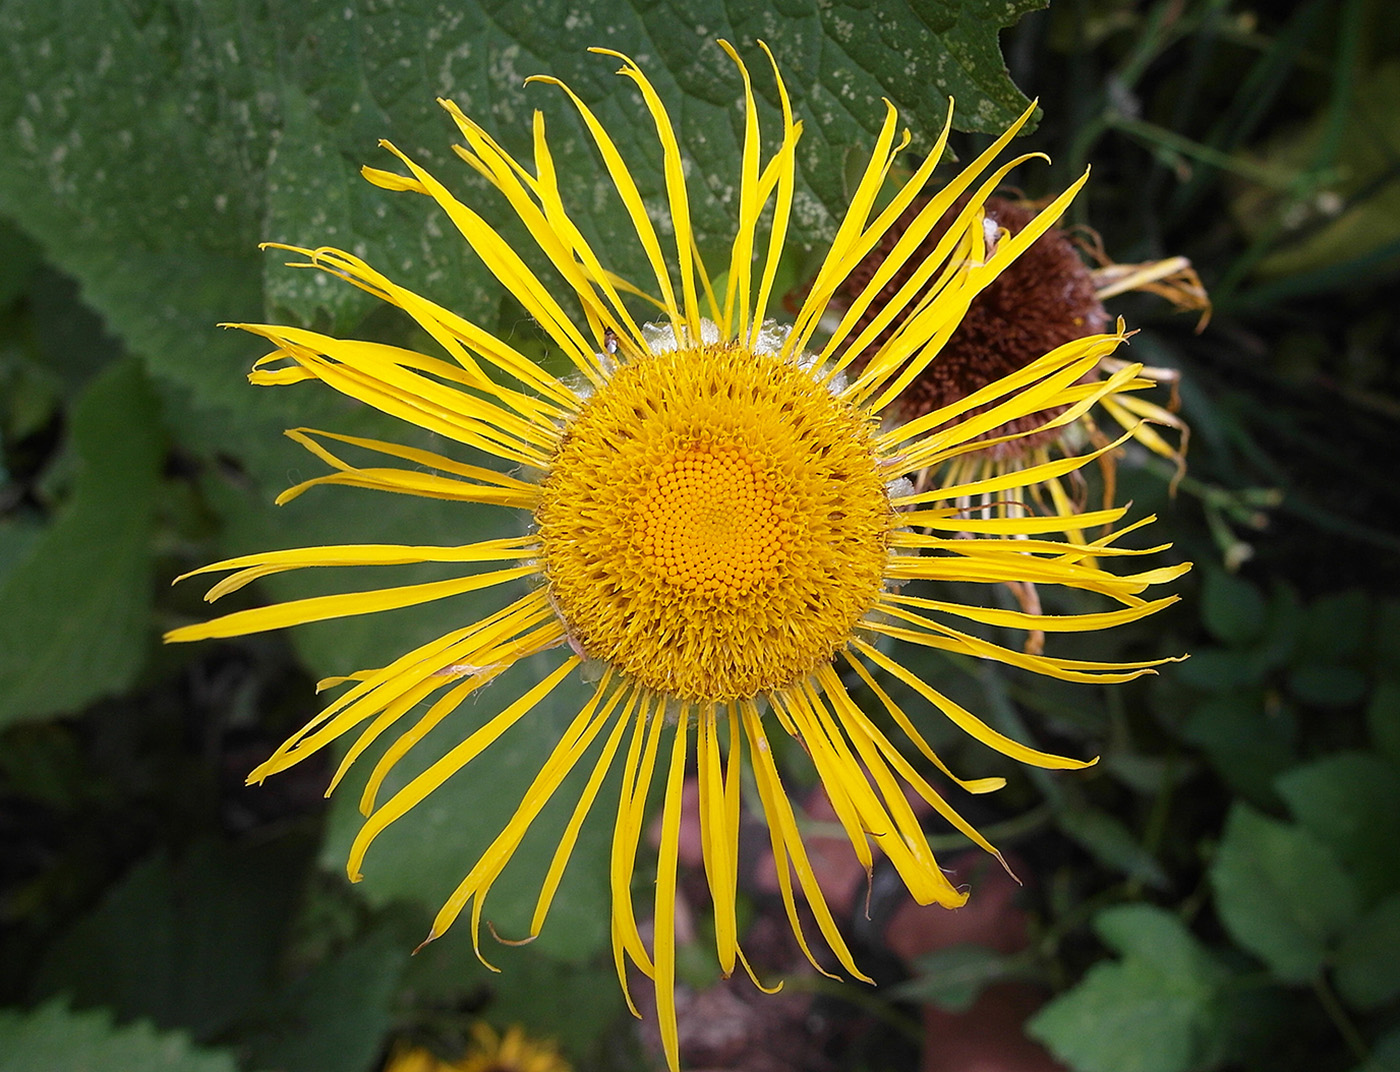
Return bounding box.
[536,340,892,701]
[637,441,791,595]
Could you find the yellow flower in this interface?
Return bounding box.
[166,42,1188,1072]
[384,1024,569,1072]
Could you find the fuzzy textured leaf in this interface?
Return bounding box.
[0,0,1042,433]
[30,839,303,1040]
[0,1001,241,1072]
[241,925,408,1072]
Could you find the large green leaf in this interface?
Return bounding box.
[0,358,163,727]
[1210,803,1359,983]
[1369,680,1400,767]
[0,0,1042,438]
[1200,567,1267,647]
[1027,904,1229,1072]
[1334,893,1400,1011]
[241,925,408,1072]
[402,929,626,1060]
[1276,752,1400,906]
[30,837,304,1040]
[0,1001,242,1072]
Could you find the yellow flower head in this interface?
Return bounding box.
[384,1024,569,1072]
[167,42,1188,1072]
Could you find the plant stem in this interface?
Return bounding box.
[1312,973,1370,1067]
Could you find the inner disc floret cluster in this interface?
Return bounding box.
[535,338,894,703]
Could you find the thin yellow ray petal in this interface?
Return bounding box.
[716,40,761,341]
[610,693,652,1019]
[357,667,507,814]
[286,427,539,491]
[839,655,1005,795]
[591,48,701,343]
[532,684,639,936]
[900,362,1153,475]
[890,532,1165,561]
[251,632,483,778]
[722,704,742,969]
[375,140,602,384]
[773,690,875,876]
[612,692,665,979]
[853,639,1095,769]
[873,610,1181,677]
[824,696,968,908]
[248,592,553,783]
[898,504,1129,534]
[264,245,578,413]
[525,74,683,334]
[840,151,1049,401]
[273,429,539,510]
[786,98,904,361]
[749,40,799,344]
[894,355,1128,472]
[246,324,559,452]
[602,270,671,316]
[856,158,1051,410]
[689,228,723,329]
[868,169,1094,416]
[164,565,537,644]
[737,948,783,994]
[697,707,737,974]
[1107,389,1187,431]
[893,425,1138,506]
[886,553,1192,602]
[878,591,1181,633]
[329,673,459,797]
[821,101,1040,388]
[796,681,962,906]
[878,331,1123,453]
[249,309,494,394]
[429,675,623,959]
[820,665,1008,866]
[181,537,537,602]
[823,194,976,388]
[1101,394,1186,464]
[443,100,646,353]
[868,615,1175,684]
[360,655,581,888]
[814,101,956,378]
[273,468,537,510]
[653,707,690,1072]
[357,618,565,813]
[741,699,834,980]
[236,328,548,468]
[742,700,871,982]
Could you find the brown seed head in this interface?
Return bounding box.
[834,196,1107,456]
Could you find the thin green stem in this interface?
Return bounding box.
[797,802,1054,853]
[781,973,925,1042]
[1106,114,1334,192]
[1313,973,1371,1067]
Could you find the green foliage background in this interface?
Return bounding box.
[1,0,1398,1069]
